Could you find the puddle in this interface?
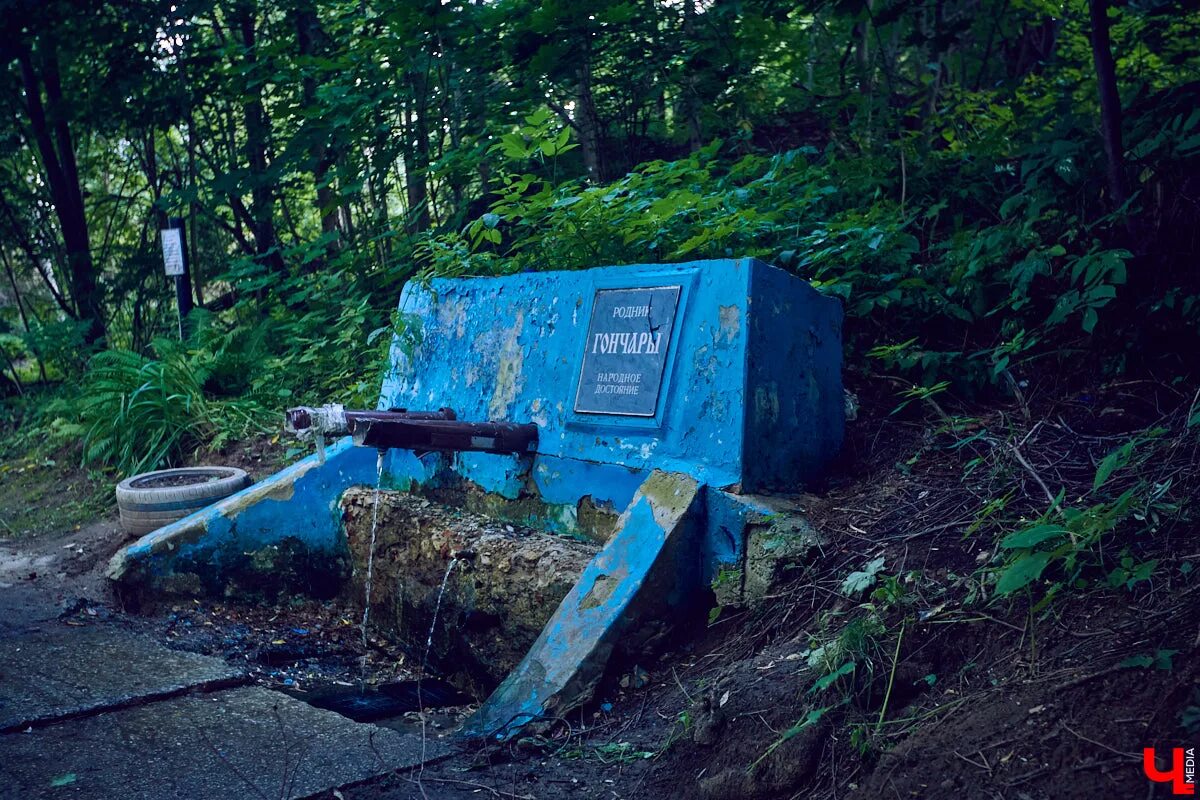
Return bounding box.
[285,678,472,724]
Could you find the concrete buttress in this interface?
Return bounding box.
[462,470,704,740]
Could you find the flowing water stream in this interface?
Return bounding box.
[358,452,456,682]
[422,557,459,676]
[358,450,385,684]
[279,449,474,725]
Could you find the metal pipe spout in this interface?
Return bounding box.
[285,405,536,456]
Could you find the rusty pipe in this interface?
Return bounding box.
[350,417,537,455]
[285,405,456,435]
[285,405,535,456]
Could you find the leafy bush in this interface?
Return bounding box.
[75,339,268,476]
[418,104,1183,397]
[22,318,95,380]
[988,413,1193,606]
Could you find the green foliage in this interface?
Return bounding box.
[422,108,1184,394]
[1118,649,1178,671]
[841,556,886,596]
[751,705,834,770]
[2,0,1199,471]
[810,661,857,694]
[22,319,94,380]
[1182,689,1200,735]
[807,578,906,698]
[75,339,269,476]
[591,742,656,764]
[990,428,1179,603]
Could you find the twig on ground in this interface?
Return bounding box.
[1008,440,1059,512]
[672,666,693,704]
[413,776,535,799]
[1062,723,1139,761]
[952,749,991,772]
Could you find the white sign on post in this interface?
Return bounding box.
[160,228,185,276]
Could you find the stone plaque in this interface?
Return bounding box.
[574,285,681,416]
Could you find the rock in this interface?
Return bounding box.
[620,665,650,690]
[744,516,824,604]
[340,488,597,693]
[743,711,830,797]
[691,691,727,746]
[698,769,753,800]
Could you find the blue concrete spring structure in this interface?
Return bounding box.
[108,257,843,739]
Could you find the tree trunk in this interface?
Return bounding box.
[16,41,105,345]
[1087,0,1129,212]
[186,106,204,304]
[404,75,432,233]
[1,344,23,395]
[575,45,603,180]
[0,244,32,332]
[293,3,341,241]
[681,0,702,153]
[235,3,284,272]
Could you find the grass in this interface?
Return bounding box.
[0,452,112,540]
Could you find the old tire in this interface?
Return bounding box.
[116,467,251,537]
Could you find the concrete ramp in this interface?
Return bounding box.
[463,471,703,740]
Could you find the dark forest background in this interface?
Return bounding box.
[0,0,1198,473]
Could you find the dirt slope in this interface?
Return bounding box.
[2,380,1196,800]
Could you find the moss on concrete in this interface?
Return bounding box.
[414,473,618,544]
[340,488,597,694]
[638,470,701,529]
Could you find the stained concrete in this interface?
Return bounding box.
[0,685,451,799]
[107,437,378,603]
[111,259,844,604]
[0,625,245,732]
[340,488,596,693]
[463,470,705,740]
[710,496,826,610]
[381,258,844,492]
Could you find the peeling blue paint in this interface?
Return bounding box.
[462,471,704,740]
[380,258,842,494]
[108,439,379,597]
[532,457,646,517]
[108,258,843,735]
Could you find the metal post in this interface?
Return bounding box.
[169,217,194,339]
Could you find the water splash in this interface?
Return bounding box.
[421,557,459,676]
[360,450,385,654]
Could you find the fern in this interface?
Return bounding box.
[77,340,268,476]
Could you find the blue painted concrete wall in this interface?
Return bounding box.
[379,258,842,495]
[111,258,841,604]
[745,263,844,489]
[108,439,380,597]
